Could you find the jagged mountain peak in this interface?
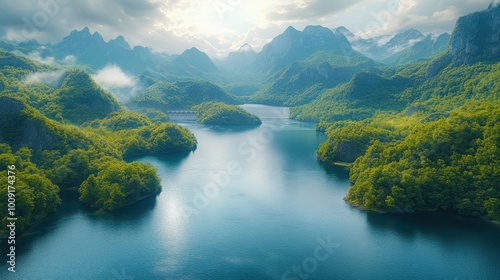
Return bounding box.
[303,25,332,34]
[238,43,254,53]
[284,26,300,34]
[334,26,355,38]
[108,35,131,50]
[81,26,90,34]
[175,47,219,73]
[386,29,424,47]
[182,47,204,55]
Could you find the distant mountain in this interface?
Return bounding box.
[52,27,166,74]
[384,29,424,51]
[383,33,450,65]
[292,4,500,122]
[334,26,355,38]
[173,47,219,74]
[340,27,449,65]
[254,25,353,74]
[0,49,46,71]
[147,47,221,81]
[0,39,52,57]
[216,43,257,71]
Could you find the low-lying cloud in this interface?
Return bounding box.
[92,65,142,102]
[25,70,64,87]
[26,51,55,65]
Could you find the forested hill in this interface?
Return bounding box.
[347,101,500,221]
[127,80,240,111]
[0,51,198,235]
[193,102,262,126]
[312,5,500,222]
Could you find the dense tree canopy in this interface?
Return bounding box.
[346,101,500,221]
[193,102,262,126]
[0,53,200,234]
[0,144,61,234]
[79,160,161,211]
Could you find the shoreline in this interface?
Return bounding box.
[343,197,500,226]
[0,190,160,240]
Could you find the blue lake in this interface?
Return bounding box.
[1,105,500,279]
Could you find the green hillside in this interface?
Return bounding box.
[54,70,121,124]
[193,102,262,126]
[346,101,500,221]
[127,80,240,112]
[251,50,377,106]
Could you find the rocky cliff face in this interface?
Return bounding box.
[0,97,56,151]
[449,4,500,64]
[427,4,500,77]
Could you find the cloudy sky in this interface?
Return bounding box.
[0,0,495,58]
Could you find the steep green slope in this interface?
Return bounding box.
[251,50,376,106]
[53,70,121,124]
[291,72,412,122]
[0,96,97,153]
[317,119,401,164]
[291,59,500,122]
[127,80,240,111]
[0,94,197,234]
[0,49,48,73]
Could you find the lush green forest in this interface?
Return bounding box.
[250,50,377,106]
[126,80,240,112]
[193,102,262,126]
[0,52,198,234]
[303,5,500,222]
[311,60,500,222]
[346,101,500,221]
[0,144,60,233]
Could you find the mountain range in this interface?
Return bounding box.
[0,4,498,113]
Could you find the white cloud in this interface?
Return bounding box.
[92,65,142,102]
[63,55,77,64]
[433,6,460,22]
[25,70,64,87]
[93,65,135,88]
[26,51,55,65]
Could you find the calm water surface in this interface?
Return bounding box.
[1,104,499,279]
